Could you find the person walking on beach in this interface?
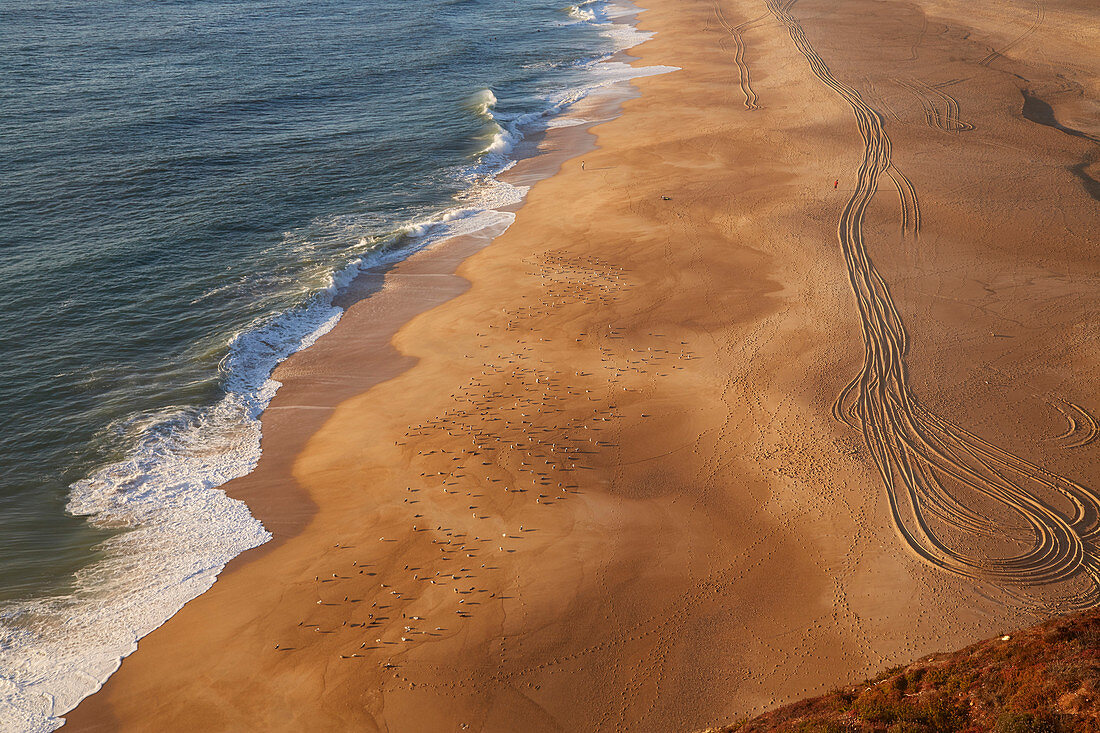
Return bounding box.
[834,179,839,189]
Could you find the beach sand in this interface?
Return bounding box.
[65,0,1099,730]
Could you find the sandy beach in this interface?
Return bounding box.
[65,0,1099,730]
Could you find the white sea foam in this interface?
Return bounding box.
[566,0,637,25]
[545,116,591,129]
[567,2,597,22]
[0,175,530,733]
[473,1,676,163]
[0,2,675,731]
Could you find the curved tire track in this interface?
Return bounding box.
[767,0,1100,607]
[715,3,769,110]
[979,1,1045,68]
[897,77,975,132]
[885,164,920,236]
[1050,401,1100,450]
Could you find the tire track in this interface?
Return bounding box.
[885,164,920,235]
[978,1,1045,67]
[864,79,904,123]
[907,14,928,62]
[896,77,975,132]
[714,3,770,110]
[1050,401,1100,450]
[767,0,1100,607]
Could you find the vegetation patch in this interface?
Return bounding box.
[700,609,1100,732]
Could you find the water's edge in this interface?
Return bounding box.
[0,3,677,731]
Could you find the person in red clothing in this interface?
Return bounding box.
[834,179,839,189]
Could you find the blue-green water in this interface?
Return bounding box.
[0,0,662,727]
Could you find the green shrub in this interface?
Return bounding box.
[995,711,1060,733]
[853,696,900,724]
[923,695,970,731]
[886,723,933,733]
[923,668,949,687]
[794,722,856,733]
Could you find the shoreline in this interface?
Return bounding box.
[3,8,666,729]
[65,0,1100,729]
[58,11,664,730]
[190,75,645,557]
[224,44,655,547]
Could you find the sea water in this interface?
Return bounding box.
[0,0,673,729]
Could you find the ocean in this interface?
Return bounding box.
[0,0,666,728]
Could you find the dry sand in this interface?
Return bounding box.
[65,0,1100,730]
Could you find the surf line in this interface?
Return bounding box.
[765,0,1100,606]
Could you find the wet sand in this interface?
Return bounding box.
[66,0,1100,730]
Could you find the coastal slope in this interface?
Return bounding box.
[708,608,1100,732]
